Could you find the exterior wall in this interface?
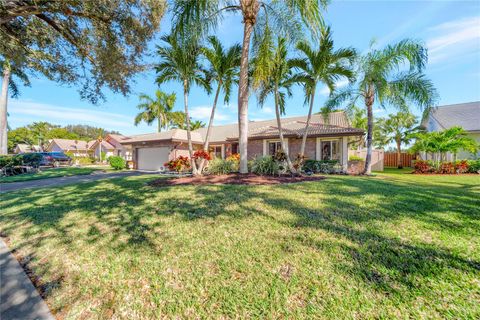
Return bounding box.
[287,138,316,160]
[247,140,264,159]
[348,149,384,171]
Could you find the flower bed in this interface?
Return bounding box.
[413,159,479,174]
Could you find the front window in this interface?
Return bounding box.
[209,145,222,159]
[268,141,282,156]
[321,140,340,160]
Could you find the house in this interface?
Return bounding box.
[14,144,43,154]
[422,101,480,160]
[46,139,94,157]
[45,135,130,159]
[120,112,364,171]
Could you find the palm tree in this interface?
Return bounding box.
[155,34,210,175]
[172,118,206,131]
[1,59,30,155]
[255,37,296,172]
[326,39,438,174]
[290,27,356,157]
[411,126,478,165]
[375,111,418,168]
[198,36,241,172]
[134,90,179,132]
[171,0,328,173]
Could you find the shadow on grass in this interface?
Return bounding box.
[1,174,479,300]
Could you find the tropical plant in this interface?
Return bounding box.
[411,126,478,166]
[198,36,241,173]
[375,111,419,168]
[206,158,236,175]
[155,34,211,175]
[171,0,328,173]
[348,106,368,149]
[172,118,206,130]
[251,155,279,176]
[326,39,438,174]
[134,90,182,132]
[291,26,356,157]
[255,37,296,173]
[164,156,191,173]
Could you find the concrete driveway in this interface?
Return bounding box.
[0,171,150,193]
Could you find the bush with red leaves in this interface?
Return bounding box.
[164,156,191,172]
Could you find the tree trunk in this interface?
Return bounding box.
[198,82,222,173]
[157,105,162,133]
[238,0,258,174]
[0,64,10,155]
[274,88,295,173]
[396,139,403,169]
[300,86,316,156]
[183,80,198,175]
[363,85,374,175]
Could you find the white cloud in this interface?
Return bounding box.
[189,105,231,121]
[427,16,480,64]
[9,100,133,128]
[319,79,350,96]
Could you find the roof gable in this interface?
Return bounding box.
[425,101,480,132]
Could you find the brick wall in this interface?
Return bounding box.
[288,138,316,160]
[247,140,264,159]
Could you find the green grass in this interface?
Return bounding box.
[1,170,479,319]
[0,167,101,183]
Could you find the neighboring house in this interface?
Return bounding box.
[105,134,132,160]
[120,112,364,171]
[14,144,43,154]
[422,101,480,160]
[88,140,116,159]
[46,139,93,157]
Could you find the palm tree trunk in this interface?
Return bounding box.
[183,80,198,175]
[198,82,222,173]
[274,88,295,174]
[157,105,162,133]
[396,139,402,169]
[0,63,10,155]
[238,1,258,174]
[300,86,316,156]
[363,87,374,175]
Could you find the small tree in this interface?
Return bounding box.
[375,111,419,168]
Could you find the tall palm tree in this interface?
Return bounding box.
[198,36,241,172]
[326,39,438,174]
[172,118,206,130]
[134,90,179,132]
[255,37,296,172]
[375,111,418,168]
[155,34,210,175]
[171,0,328,173]
[290,26,356,157]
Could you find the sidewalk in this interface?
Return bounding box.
[0,239,54,320]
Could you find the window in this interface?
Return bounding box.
[268,141,282,156]
[209,145,222,158]
[320,140,340,160]
[231,143,238,154]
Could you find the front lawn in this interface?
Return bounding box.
[1,170,479,318]
[0,167,100,183]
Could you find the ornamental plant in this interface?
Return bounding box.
[108,156,126,170]
[413,160,432,174]
[193,150,211,161]
[454,160,469,174]
[164,156,191,172]
[439,162,454,174]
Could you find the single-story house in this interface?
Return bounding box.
[45,134,131,159]
[120,112,364,171]
[421,101,480,160]
[14,144,43,154]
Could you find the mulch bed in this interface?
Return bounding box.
[148,173,326,187]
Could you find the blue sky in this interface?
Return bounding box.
[7,0,480,135]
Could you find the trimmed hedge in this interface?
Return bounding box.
[303,159,340,174]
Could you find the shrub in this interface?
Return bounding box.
[303,159,339,174]
[413,160,433,173]
[454,160,469,174]
[467,159,480,173]
[108,156,126,170]
[349,155,364,161]
[225,153,240,171]
[251,156,279,176]
[164,156,191,172]
[20,153,43,167]
[193,150,211,161]
[206,158,235,175]
[0,155,14,169]
[439,162,454,174]
[292,154,306,172]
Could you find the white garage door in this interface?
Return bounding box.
[137,147,170,171]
